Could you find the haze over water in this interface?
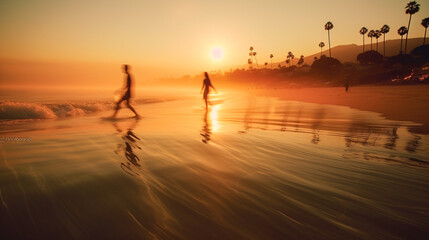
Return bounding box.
[1,89,428,239]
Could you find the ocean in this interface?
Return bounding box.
[0,87,428,239]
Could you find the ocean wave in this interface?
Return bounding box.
[45,102,110,117]
[0,98,169,120]
[0,101,58,119]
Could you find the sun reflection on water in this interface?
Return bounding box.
[210,104,220,132]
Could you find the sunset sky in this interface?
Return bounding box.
[0,0,428,87]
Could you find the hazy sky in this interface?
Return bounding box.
[0,0,428,84]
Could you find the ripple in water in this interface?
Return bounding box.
[0,94,428,239]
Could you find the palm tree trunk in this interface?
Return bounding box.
[328,30,331,57]
[383,34,386,57]
[362,35,365,53]
[271,59,273,69]
[320,47,322,57]
[405,14,412,54]
[400,36,403,54]
[424,28,427,45]
[376,39,379,52]
[370,38,373,50]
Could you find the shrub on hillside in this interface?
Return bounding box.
[387,54,416,66]
[310,56,343,77]
[357,50,383,65]
[410,45,429,61]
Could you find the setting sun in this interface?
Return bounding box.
[210,47,224,60]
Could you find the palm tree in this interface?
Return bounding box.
[359,27,368,53]
[249,46,254,66]
[368,30,375,50]
[297,55,304,66]
[398,26,408,54]
[404,1,420,54]
[285,59,290,67]
[422,17,429,45]
[248,52,253,68]
[380,25,390,57]
[248,58,253,69]
[375,30,382,52]
[264,62,268,68]
[252,52,259,67]
[318,42,325,57]
[324,21,334,57]
[270,54,274,68]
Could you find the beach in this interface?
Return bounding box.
[2,0,429,238]
[1,87,429,239]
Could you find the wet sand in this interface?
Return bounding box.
[254,85,429,134]
[1,93,429,239]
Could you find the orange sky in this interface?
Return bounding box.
[0,0,428,87]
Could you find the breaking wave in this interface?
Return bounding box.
[0,98,167,120]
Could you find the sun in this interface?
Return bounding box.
[211,47,224,60]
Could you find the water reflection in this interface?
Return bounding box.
[200,108,212,144]
[220,96,426,166]
[200,105,221,143]
[294,103,303,131]
[384,127,398,150]
[310,107,325,144]
[113,118,142,176]
[345,127,375,147]
[406,134,421,153]
[280,103,288,132]
[239,95,255,134]
[311,130,320,144]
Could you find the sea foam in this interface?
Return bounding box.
[0,101,57,119]
[0,98,169,120]
[0,101,111,119]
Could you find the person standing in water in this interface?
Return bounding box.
[200,72,217,109]
[112,64,140,118]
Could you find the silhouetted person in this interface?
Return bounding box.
[345,82,349,92]
[112,64,140,118]
[200,72,217,109]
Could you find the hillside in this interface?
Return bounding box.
[267,38,426,67]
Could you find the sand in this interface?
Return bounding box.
[254,85,429,134]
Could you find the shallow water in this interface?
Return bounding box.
[1,93,428,239]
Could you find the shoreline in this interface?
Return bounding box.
[253,85,429,134]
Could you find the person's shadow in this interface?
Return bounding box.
[112,118,142,176]
[200,109,212,144]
